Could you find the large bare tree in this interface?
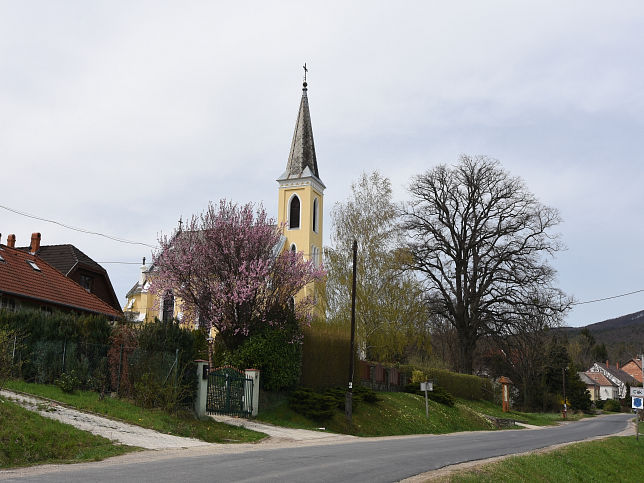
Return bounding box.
[403,155,570,374]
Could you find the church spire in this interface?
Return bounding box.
[280,67,321,181]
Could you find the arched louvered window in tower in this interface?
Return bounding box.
[313,198,319,233]
[289,195,301,229]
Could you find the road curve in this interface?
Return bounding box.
[0,413,631,483]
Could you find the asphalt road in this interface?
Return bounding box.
[0,413,631,482]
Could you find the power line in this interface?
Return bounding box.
[572,289,644,306]
[98,261,145,265]
[0,203,155,248]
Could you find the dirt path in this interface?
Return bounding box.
[0,389,354,448]
[0,390,208,450]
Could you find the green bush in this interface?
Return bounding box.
[402,365,492,401]
[289,386,380,421]
[55,371,81,393]
[603,399,621,412]
[215,311,303,392]
[403,382,454,406]
[301,320,355,389]
[289,387,337,421]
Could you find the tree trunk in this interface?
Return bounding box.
[456,330,476,374]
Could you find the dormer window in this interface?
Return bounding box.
[80,274,93,293]
[289,194,301,229]
[27,260,41,271]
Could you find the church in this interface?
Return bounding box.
[124,76,325,323]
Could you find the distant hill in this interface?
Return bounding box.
[561,309,644,363]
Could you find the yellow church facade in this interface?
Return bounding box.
[124,77,324,323]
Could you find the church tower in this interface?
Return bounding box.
[277,75,325,299]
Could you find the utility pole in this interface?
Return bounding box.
[345,240,358,424]
[562,367,567,419]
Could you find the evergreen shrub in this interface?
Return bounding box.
[301,320,354,389]
[603,399,621,412]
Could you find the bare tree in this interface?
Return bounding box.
[403,155,570,374]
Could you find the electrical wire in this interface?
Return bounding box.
[571,289,644,306]
[0,203,155,248]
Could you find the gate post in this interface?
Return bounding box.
[195,360,209,418]
[245,369,260,416]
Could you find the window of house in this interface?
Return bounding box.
[80,274,93,293]
[162,291,175,323]
[289,195,301,229]
[313,198,319,233]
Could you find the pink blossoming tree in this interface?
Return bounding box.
[150,200,325,350]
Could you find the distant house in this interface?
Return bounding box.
[12,233,121,312]
[0,232,122,318]
[580,371,616,400]
[588,361,637,399]
[621,357,643,384]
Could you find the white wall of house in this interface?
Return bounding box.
[599,386,618,400]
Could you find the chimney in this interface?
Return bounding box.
[617,361,620,370]
[30,232,41,254]
[7,234,15,248]
[606,360,609,367]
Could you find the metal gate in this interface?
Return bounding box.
[206,366,254,417]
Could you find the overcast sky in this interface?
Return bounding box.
[2,2,643,327]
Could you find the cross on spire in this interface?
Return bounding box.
[303,62,308,84]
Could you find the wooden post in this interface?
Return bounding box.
[499,376,513,412]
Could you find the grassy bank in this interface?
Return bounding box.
[0,397,137,468]
[463,399,588,426]
[442,436,643,482]
[4,380,265,444]
[257,392,497,436]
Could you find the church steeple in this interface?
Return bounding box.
[279,76,322,183]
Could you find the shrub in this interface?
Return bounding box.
[301,320,354,389]
[55,371,81,393]
[0,327,17,390]
[403,381,454,406]
[289,387,337,421]
[603,399,621,412]
[289,385,380,421]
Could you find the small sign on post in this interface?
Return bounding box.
[420,381,433,418]
[632,387,644,441]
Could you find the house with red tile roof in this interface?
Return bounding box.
[587,361,637,399]
[0,233,122,318]
[621,357,643,384]
[581,371,617,400]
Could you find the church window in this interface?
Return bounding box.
[162,291,175,323]
[290,243,297,253]
[313,198,319,233]
[289,195,301,229]
[311,246,320,266]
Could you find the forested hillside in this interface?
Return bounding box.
[562,310,644,364]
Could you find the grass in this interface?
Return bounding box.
[4,380,266,444]
[463,399,588,426]
[0,396,137,468]
[257,392,497,436]
[441,436,644,482]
